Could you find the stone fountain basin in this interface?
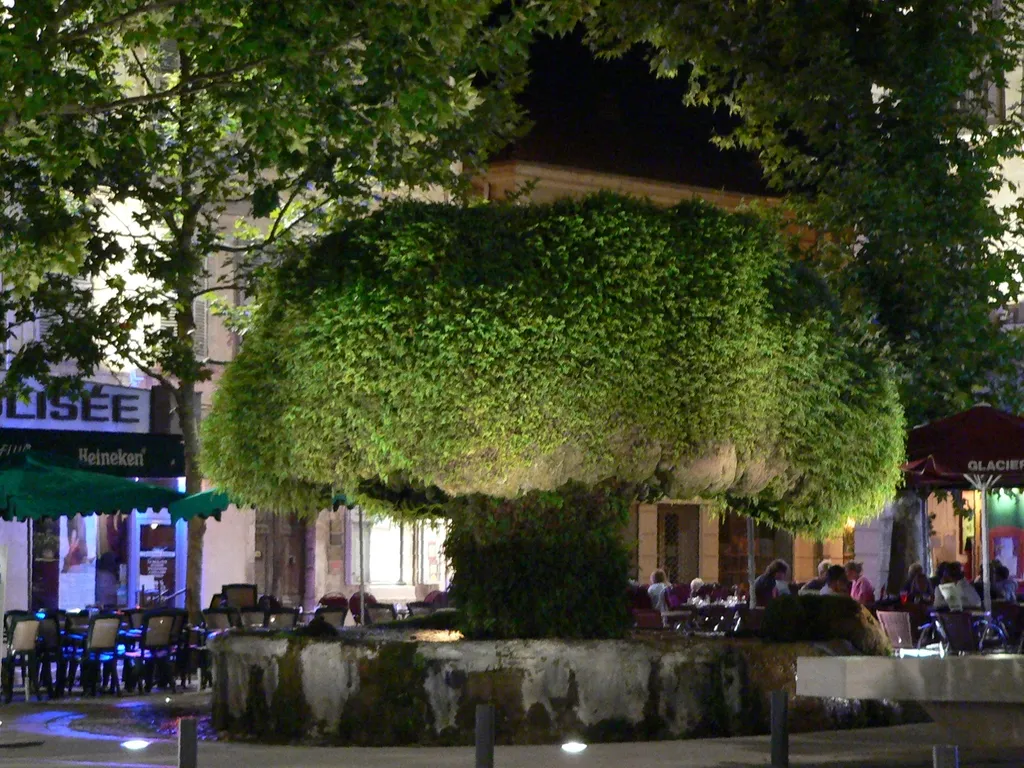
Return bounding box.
[797,655,1024,747]
[209,631,920,746]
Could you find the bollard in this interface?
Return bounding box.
[770,690,789,768]
[178,716,198,768]
[475,703,495,768]
[932,745,959,768]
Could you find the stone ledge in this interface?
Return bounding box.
[797,655,1024,703]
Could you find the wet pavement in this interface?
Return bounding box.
[0,691,1020,767]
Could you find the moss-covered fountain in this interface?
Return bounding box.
[202,195,907,745]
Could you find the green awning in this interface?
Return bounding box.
[0,451,185,521]
[169,488,232,523]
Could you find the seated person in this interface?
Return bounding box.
[798,560,831,595]
[905,570,934,605]
[846,561,875,606]
[690,577,705,595]
[991,564,1017,602]
[819,564,851,596]
[648,569,670,612]
[933,562,982,610]
[753,560,790,608]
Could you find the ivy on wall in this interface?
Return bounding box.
[202,194,904,536]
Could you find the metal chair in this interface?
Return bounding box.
[266,609,300,630]
[239,609,266,628]
[124,611,177,693]
[934,611,979,655]
[405,601,434,617]
[221,584,258,609]
[202,608,240,631]
[877,610,917,652]
[71,615,122,696]
[365,604,398,625]
[2,617,39,703]
[314,607,348,628]
[35,615,66,699]
[349,593,377,625]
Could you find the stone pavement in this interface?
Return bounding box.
[0,694,1017,767]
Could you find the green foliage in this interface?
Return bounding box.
[0,0,540,395]
[580,0,1024,424]
[444,483,632,639]
[204,195,903,535]
[761,594,892,656]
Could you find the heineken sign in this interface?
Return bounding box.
[0,429,184,477]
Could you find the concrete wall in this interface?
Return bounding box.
[201,506,256,608]
[210,632,920,746]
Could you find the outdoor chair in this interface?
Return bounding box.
[126,609,146,630]
[365,604,398,625]
[631,608,664,629]
[124,611,177,693]
[69,615,122,696]
[349,593,378,625]
[2,610,30,646]
[314,607,348,628]
[222,583,259,609]
[697,605,740,635]
[405,601,433,617]
[202,608,240,631]
[665,584,690,609]
[239,609,267,628]
[266,609,300,630]
[934,611,978,655]
[35,615,66,699]
[877,610,916,652]
[2,617,39,703]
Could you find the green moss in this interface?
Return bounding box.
[337,642,433,745]
[269,640,313,741]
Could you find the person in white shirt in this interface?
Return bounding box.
[818,564,851,597]
[799,560,832,595]
[933,562,982,610]
[648,569,670,612]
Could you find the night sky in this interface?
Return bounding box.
[498,33,769,196]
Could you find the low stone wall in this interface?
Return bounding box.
[209,631,923,745]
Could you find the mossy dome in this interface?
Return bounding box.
[202,194,904,534]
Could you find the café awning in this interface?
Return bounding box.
[0,451,185,521]
[903,404,1024,613]
[168,488,232,523]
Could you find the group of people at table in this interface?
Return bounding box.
[646,557,1021,612]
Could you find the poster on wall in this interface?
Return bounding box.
[140,524,175,598]
[59,514,97,610]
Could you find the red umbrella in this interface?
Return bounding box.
[902,404,1024,612]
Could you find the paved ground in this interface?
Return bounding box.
[0,692,1017,767]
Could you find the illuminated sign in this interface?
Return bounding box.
[0,381,150,434]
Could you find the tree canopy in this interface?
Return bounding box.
[203,195,904,535]
[0,0,543,614]
[578,0,1024,425]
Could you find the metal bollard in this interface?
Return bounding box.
[475,703,495,768]
[770,690,789,768]
[932,745,959,768]
[178,716,198,768]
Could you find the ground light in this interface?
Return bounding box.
[121,740,150,751]
[561,741,587,754]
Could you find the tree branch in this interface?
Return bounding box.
[124,353,173,388]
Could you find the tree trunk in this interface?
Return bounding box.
[178,378,205,621]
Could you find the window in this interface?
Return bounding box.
[348,510,407,585]
[417,520,448,587]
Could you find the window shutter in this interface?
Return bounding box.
[192,298,208,358]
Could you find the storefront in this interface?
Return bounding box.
[0,379,185,612]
